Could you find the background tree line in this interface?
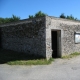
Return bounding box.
[59,13,78,20]
[0,15,20,24]
[0,11,79,24]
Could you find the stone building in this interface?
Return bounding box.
[0,16,80,60]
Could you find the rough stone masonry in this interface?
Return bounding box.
[0,16,80,60]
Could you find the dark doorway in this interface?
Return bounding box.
[51,31,57,58]
[51,30,61,58]
[0,28,2,48]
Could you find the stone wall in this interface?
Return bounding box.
[0,17,46,58]
[1,16,80,59]
[46,16,80,58]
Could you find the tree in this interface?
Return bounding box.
[60,13,78,20]
[0,18,5,24]
[29,15,34,19]
[66,15,78,20]
[28,11,47,19]
[34,11,47,17]
[66,15,74,20]
[10,15,20,22]
[0,15,20,24]
[60,13,66,18]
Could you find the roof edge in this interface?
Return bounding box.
[47,15,80,23]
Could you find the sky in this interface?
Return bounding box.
[0,0,80,19]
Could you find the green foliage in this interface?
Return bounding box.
[62,52,80,59]
[34,11,47,17]
[10,15,20,22]
[0,15,20,24]
[29,15,34,19]
[66,15,74,20]
[7,58,53,65]
[29,11,47,19]
[60,13,66,18]
[60,13,78,20]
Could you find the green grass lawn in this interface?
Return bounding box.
[7,58,53,65]
[0,49,53,65]
[62,52,80,59]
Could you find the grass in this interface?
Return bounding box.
[7,58,53,65]
[0,49,53,65]
[62,52,80,59]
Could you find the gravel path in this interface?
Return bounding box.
[0,56,80,80]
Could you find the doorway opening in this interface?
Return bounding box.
[0,28,2,48]
[51,30,61,58]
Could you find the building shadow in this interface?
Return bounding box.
[0,49,44,64]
